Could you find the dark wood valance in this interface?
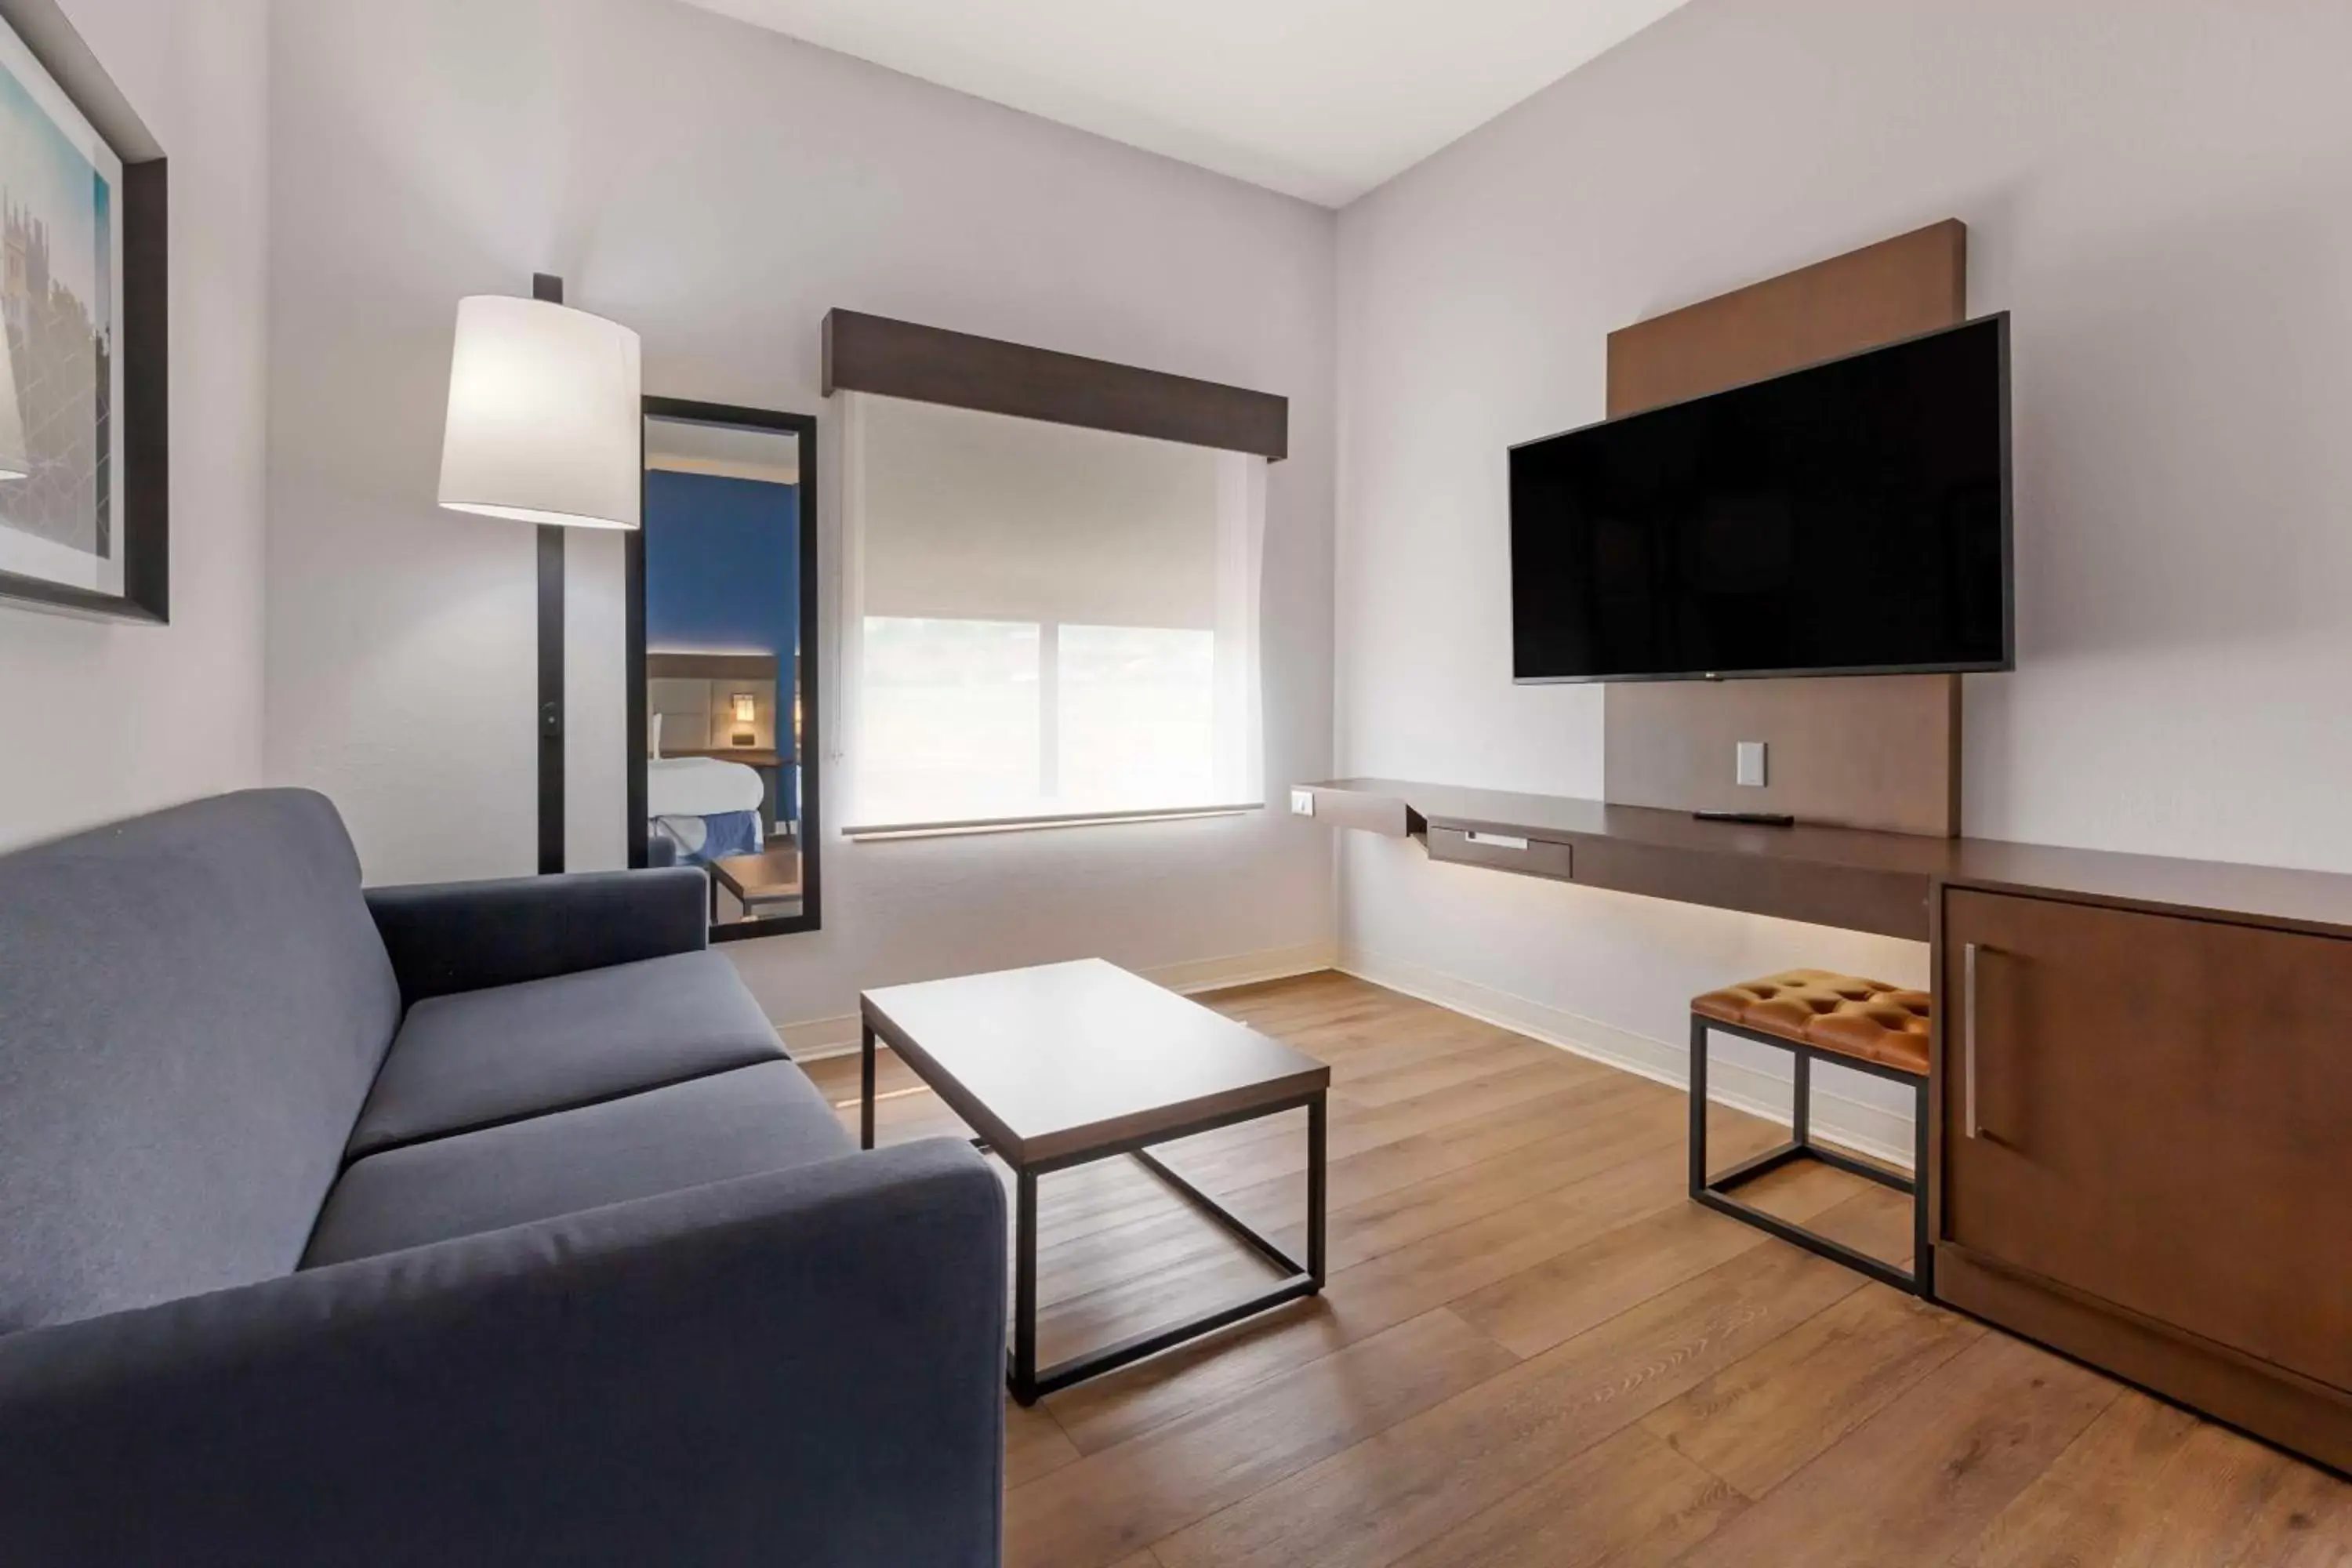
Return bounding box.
[822,309,1287,461]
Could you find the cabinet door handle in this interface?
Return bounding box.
[1963,942,1991,1140]
[1465,832,1530,851]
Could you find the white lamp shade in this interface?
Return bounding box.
[438,295,642,529]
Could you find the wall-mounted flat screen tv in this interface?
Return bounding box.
[1510,314,2013,683]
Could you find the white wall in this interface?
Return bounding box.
[1334,0,2352,1153]
[264,0,1338,1029]
[0,0,268,851]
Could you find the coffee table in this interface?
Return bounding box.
[859,959,1331,1406]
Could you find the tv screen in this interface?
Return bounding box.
[1510,314,2012,683]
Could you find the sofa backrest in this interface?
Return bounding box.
[0,789,402,1331]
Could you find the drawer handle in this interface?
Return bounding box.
[1464,832,1530,851]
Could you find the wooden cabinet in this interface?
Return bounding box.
[1937,887,2352,1468]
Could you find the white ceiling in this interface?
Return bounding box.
[677,0,1694,207]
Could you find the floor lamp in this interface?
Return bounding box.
[437,274,643,874]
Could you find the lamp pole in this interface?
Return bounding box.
[532,272,567,874]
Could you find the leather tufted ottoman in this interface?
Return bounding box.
[1690,968,1933,1296]
[1693,969,1933,1074]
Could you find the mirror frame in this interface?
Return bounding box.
[629,397,822,940]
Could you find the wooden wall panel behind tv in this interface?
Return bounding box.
[1602,220,1969,838]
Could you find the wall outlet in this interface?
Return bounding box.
[1290,789,1317,818]
[1736,741,1769,789]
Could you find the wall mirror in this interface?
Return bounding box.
[629,399,821,938]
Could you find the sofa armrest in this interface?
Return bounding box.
[367,867,711,1004]
[0,1138,1006,1568]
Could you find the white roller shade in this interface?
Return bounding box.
[841,393,1265,833]
[860,396,1222,626]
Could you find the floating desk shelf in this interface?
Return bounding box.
[1301,777,1952,939]
[1300,776,2352,943]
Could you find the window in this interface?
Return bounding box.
[839,394,1265,834]
[1056,624,1218,807]
[856,616,1040,826]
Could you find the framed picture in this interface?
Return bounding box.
[0,0,165,622]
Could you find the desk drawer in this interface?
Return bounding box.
[1427,826,1574,883]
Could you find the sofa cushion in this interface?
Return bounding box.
[0,790,401,1333]
[345,952,786,1159]
[304,1062,852,1266]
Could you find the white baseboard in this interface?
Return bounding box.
[1338,945,1915,1171]
[777,1015,867,1061]
[779,940,1342,1062]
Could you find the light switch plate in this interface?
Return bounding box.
[1290,789,1317,818]
[1736,742,1768,789]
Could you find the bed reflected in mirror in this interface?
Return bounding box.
[631,402,821,938]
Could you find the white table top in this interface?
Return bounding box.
[859,959,1329,1164]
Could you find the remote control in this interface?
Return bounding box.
[1693,810,1798,828]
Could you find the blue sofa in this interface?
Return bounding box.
[0,789,1006,1566]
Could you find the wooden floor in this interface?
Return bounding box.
[804,971,2352,1567]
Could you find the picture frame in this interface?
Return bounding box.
[0,0,165,623]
